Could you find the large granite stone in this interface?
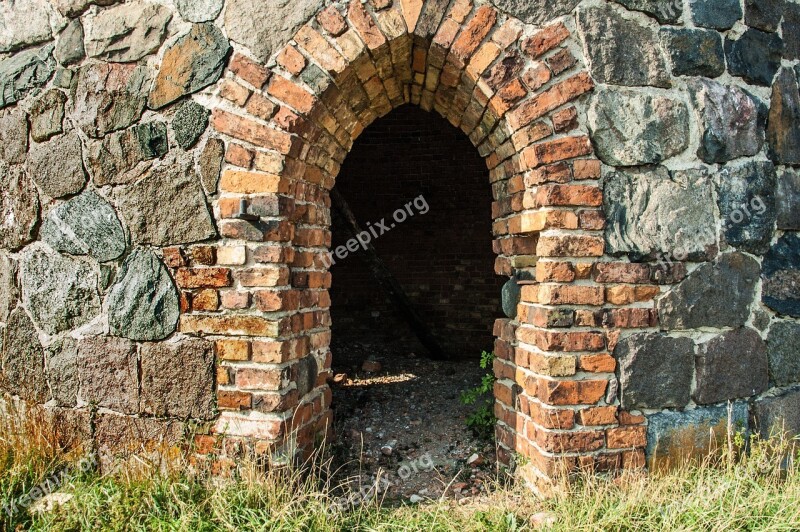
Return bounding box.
[0,43,55,108]
[725,28,782,86]
[1,308,48,402]
[115,155,216,246]
[490,0,581,25]
[614,332,694,410]
[661,28,724,78]
[148,23,230,109]
[689,0,741,30]
[93,414,185,472]
[612,0,682,23]
[198,138,224,195]
[176,0,224,22]
[140,338,215,419]
[767,321,800,387]
[751,388,800,439]
[70,62,149,138]
[762,233,800,317]
[0,162,39,251]
[26,132,87,199]
[577,3,670,88]
[689,79,765,164]
[172,100,209,149]
[744,0,784,32]
[0,252,17,323]
[717,161,777,255]
[85,1,172,62]
[41,191,126,262]
[646,403,748,467]
[767,67,800,165]
[19,245,100,335]
[224,0,322,61]
[55,18,85,66]
[777,169,800,230]
[0,108,29,164]
[77,336,138,414]
[0,0,60,53]
[87,121,168,186]
[588,88,688,166]
[783,3,800,60]
[106,249,179,341]
[46,338,78,407]
[604,166,716,260]
[658,252,760,330]
[694,328,769,405]
[30,89,67,142]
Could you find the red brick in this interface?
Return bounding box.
[161,247,185,268]
[236,267,290,288]
[522,284,604,306]
[523,135,593,169]
[618,410,646,425]
[218,390,252,410]
[527,399,575,430]
[536,235,605,258]
[535,184,602,207]
[192,289,219,311]
[254,289,300,312]
[573,159,602,180]
[180,315,280,337]
[521,62,551,91]
[546,48,576,76]
[535,261,575,282]
[579,353,616,373]
[579,405,618,426]
[552,105,578,132]
[267,76,315,114]
[277,46,307,76]
[348,1,386,50]
[192,246,215,265]
[176,267,232,288]
[533,426,605,453]
[317,5,348,36]
[225,143,254,168]
[522,22,570,59]
[535,378,608,406]
[220,290,250,310]
[508,72,594,130]
[607,425,647,449]
[518,328,606,352]
[245,93,278,121]
[579,209,606,230]
[211,109,293,154]
[450,6,497,66]
[605,285,661,305]
[235,367,289,391]
[229,53,271,88]
[594,262,652,284]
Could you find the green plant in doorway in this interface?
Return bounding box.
[460,351,497,441]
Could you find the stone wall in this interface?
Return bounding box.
[0,0,797,489]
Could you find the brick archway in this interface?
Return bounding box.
[180,0,643,491]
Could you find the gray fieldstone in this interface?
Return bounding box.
[54,18,85,66]
[148,23,230,109]
[577,3,670,88]
[783,3,800,60]
[0,43,55,108]
[658,252,760,330]
[87,121,168,186]
[52,0,122,17]
[77,336,138,413]
[176,0,224,22]
[0,162,39,251]
[767,67,800,165]
[762,233,800,317]
[0,252,17,323]
[70,62,149,138]
[588,88,688,166]
[46,338,78,406]
[0,307,48,402]
[106,248,179,341]
[717,161,777,255]
[689,79,765,164]
[84,1,172,62]
[26,132,87,199]
[295,355,319,398]
[0,108,29,164]
[41,191,126,262]
[614,332,694,410]
[689,0,741,30]
[767,321,800,387]
[501,278,520,319]
[604,166,716,260]
[93,414,185,472]
[224,0,322,61]
[198,138,224,194]
[744,0,784,32]
[725,28,782,86]
[30,89,67,142]
[777,169,800,230]
[661,28,724,78]
[612,0,682,23]
[140,338,215,419]
[19,245,100,335]
[115,154,216,246]
[0,0,60,53]
[694,328,769,405]
[173,100,209,149]
[646,403,748,465]
[752,388,800,439]
[490,0,581,25]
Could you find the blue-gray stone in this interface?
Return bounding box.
[725,28,782,86]
[752,388,800,439]
[767,67,800,165]
[744,0,784,32]
[694,328,768,405]
[777,169,800,230]
[767,321,800,387]
[717,161,777,255]
[0,43,54,108]
[501,278,520,319]
[612,0,682,23]
[689,0,741,30]
[661,28,724,78]
[762,233,800,317]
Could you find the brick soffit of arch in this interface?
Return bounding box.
[187,0,628,490]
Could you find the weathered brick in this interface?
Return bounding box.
[229,53,271,88]
[193,289,219,311]
[519,328,606,352]
[536,261,576,282]
[237,267,290,287]
[524,284,604,306]
[277,46,307,76]
[220,169,288,194]
[317,5,348,36]
[579,405,618,426]
[176,267,232,288]
[547,48,577,76]
[606,425,647,449]
[348,1,386,50]
[180,315,280,337]
[533,426,605,453]
[605,285,661,305]
[220,290,250,310]
[219,79,250,106]
[522,135,593,169]
[225,144,254,168]
[235,366,290,391]
[535,377,608,406]
[552,105,578,132]
[537,234,604,257]
[522,22,570,59]
[245,93,278,121]
[267,76,315,114]
[211,109,294,154]
[218,390,252,410]
[450,6,497,67]
[535,184,602,207]
[508,72,594,130]
[594,262,651,284]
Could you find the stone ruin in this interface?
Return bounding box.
[0,0,798,493]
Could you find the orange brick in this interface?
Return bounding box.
[348,1,386,50]
[605,285,661,305]
[519,328,606,352]
[267,76,315,114]
[317,5,348,36]
[527,399,575,429]
[492,18,523,48]
[294,25,348,74]
[521,62,551,91]
[161,247,185,268]
[220,290,250,310]
[535,378,607,406]
[618,410,646,425]
[552,105,578,132]
[533,426,605,453]
[523,135,593,169]
[219,78,250,105]
[578,406,618,426]
[522,22,570,58]
[224,143,253,168]
[277,46,307,76]
[237,267,290,288]
[579,210,606,230]
[192,289,219,311]
[236,366,289,391]
[607,425,647,449]
[218,390,252,410]
[450,6,497,66]
[180,315,280,337]
[573,159,602,179]
[211,109,293,153]
[579,354,617,375]
[508,72,594,130]
[176,267,231,288]
[537,235,604,258]
[215,339,251,361]
[536,261,575,282]
[229,53,271,88]
[535,184,602,207]
[531,284,604,306]
[245,93,278,121]
[220,169,287,194]
[254,289,300,312]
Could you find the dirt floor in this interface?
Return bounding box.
[328,338,498,506]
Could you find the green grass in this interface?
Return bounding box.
[2,408,800,531]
